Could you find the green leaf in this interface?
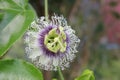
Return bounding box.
[0,59,43,80]
[0,0,28,10]
[75,69,95,80]
[0,11,4,21]
[52,78,57,80]
[0,0,37,57]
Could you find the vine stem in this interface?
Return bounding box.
[44,0,64,80]
[44,0,48,21]
[58,67,64,80]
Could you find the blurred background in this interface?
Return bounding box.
[1,0,120,80]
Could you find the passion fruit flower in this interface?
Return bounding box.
[25,15,80,71]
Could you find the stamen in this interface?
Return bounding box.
[44,26,67,53]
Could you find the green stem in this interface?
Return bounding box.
[58,67,64,80]
[44,0,48,21]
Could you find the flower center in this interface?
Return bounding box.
[44,26,67,53]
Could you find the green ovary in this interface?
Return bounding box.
[44,26,67,53]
